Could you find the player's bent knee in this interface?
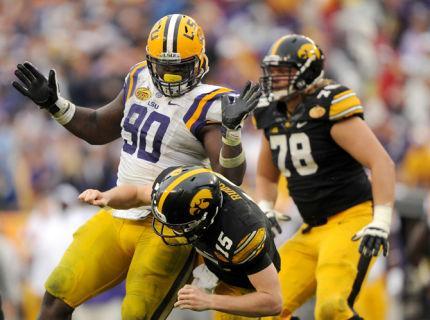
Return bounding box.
[315,296,351,320]
[281,308,293,319]
[38,291,73,320]
[122,294,150,320]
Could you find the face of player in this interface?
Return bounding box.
[268,65,298,91]
[153,58,198,84]
[155,64,189,83]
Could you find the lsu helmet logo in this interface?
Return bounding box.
[190,189,213,215]
[298,43,321,60]
[135,87,152,100]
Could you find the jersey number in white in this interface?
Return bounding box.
[270,133,318,176]
[215,231,233,259]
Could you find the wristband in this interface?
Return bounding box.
[219,151,245,168]
[221,128,241,146]
[258,200,274,212]
[373,205,392,230]
[52,96,76,125]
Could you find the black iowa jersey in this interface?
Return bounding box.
[195,175,280,289]
[254,82,372,224]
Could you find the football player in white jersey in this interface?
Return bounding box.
[13,14,261,320]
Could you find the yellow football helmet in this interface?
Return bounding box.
[146,14,209,97]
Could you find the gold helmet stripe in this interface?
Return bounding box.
[270,35,289,55]
[162,15,172,52]
[157,168,212,213]
[166,14,181,53]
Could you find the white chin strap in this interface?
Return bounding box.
[269,88,294,102]
[268,70,325,102]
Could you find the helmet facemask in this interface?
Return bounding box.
[152,203,220,246]
[146,53,208,98]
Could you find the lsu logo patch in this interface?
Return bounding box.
[190,189,212,215]
[298,43,321,60]
[135,87,152,100]
[309,105,326,118]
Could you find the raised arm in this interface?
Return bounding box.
[79,184,152,209]
[13,61,124,145]
[202,82,261,186]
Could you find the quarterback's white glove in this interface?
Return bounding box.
[191,264,219,293]
[352,205,392,257]
[258,200,291,237]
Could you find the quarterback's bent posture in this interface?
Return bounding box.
[13,14,260,320]
[254,35,395,320]
[80,166,282,318]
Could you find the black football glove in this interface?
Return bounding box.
[221,81,261,130]
[352,205,392,257]
[12,61,60,113]
[352,225,389,257]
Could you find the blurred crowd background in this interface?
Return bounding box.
[1,0,430,319]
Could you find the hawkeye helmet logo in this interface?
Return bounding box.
[135,87,152,100]
[189,189,213,216]
[297,43,321,60]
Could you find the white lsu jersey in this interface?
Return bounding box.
[113,61,233,219]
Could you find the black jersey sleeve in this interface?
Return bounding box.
[325,84,364,122]
[230,227,273,274]
[241,251,274,275]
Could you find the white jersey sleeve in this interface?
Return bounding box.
[181,85,233,138]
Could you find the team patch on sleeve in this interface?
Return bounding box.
[123,61,147,104]
[329,89,363,121]
[232,228,266,264]
[183,87,232,136]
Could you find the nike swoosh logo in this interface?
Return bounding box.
[168,101,180,106]
[297,121,308,128]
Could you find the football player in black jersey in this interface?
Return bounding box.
[79,166,282,319]
[254,34,395,320]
